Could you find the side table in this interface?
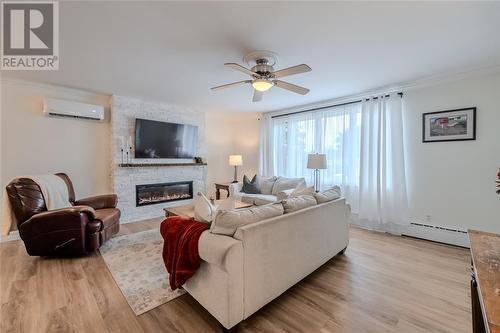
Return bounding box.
[215,182,233,200]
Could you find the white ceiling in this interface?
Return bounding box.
[3,1,499,112]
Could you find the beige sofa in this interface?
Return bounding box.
[184,198,350,330]
[229,176,306,205]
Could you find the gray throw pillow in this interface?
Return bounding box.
[242,175,260,194]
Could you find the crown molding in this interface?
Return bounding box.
[267,65,500,117]
[392,65,500,92]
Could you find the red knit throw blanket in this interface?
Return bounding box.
[160,216,209,290]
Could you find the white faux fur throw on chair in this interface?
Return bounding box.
[1,175,72,235]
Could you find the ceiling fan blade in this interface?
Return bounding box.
[274,80,310,95]
[252,90,263,102]
[225,63,260,78]
[272,64,311,78]
[211,80,251,91]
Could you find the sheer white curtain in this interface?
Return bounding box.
[358,95,408,227]
[282,111,316,180]
[258,114,274,176]
[271,103,362,211]
[319,105,362,212]
[265,94,408,227]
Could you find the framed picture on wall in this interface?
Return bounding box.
[422,107,476,143]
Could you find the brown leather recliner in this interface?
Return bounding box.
[6,173,120,256]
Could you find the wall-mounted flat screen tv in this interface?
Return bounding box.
[135,118,198,159]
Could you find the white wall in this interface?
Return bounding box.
[1,80,112,198]
[0,79,262,210]
[205,111,261,198]
[404,71,500,234]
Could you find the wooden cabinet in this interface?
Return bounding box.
[468,230,500,333]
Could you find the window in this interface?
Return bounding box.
[272,103,362,194]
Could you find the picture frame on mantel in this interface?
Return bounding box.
[422,107,476,143]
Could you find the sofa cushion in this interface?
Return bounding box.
[253,197,277,206]
[281,195,317,213]
[242,175,260,194]
[210,203,284,236]
[313,186,341,204]
[240,194,277,206]
[194,192,217,223]
[257,176,277,195]
[271,177,306,195]
[291,185,315,197]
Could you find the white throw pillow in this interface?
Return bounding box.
[276,188,295,201]
[210,202,284,236]
[313,186,341,204]
[281,195,317,214]
[271,177,306,195]
[257,176,277,195]
[291,185,315,197]
[194,192,217,223]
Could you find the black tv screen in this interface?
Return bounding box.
[135,118,198,159]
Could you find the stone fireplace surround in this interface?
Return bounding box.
[111,95,207,223]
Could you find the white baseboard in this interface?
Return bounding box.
[402,224,469,248]
[350,214,469,248]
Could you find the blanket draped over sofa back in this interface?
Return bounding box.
[160,216,209,290]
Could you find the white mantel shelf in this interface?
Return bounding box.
[118,162,207,168]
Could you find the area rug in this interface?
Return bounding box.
[99,229,185,315]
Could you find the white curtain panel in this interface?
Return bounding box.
[319,105,361,212]
[258,114,275,176]
[358,95,408,226]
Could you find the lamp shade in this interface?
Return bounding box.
[228,155,243,166]
[307,154,327,169]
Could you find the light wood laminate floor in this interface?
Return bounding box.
[0,219,471,333]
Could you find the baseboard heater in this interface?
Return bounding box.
[403,222,469,248]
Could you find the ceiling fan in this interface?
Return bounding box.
[211,51,312,102]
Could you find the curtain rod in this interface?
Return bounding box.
[271,92,403,119]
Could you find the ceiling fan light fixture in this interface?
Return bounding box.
[252,79,273,92]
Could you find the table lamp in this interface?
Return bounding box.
[307,153,327,192]
[229,155,243,183]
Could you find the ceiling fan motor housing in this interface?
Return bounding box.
[252,61,274,77]
[244,50,278,78]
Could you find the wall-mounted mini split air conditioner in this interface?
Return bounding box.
[43,98,105,120]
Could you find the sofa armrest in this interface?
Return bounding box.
[185,231,244,330]
[228,183,242,197]
[198,231,243,272]
[19,205,96,240]
[75,194,118,210]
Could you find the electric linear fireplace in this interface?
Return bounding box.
[136,181,193,207]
